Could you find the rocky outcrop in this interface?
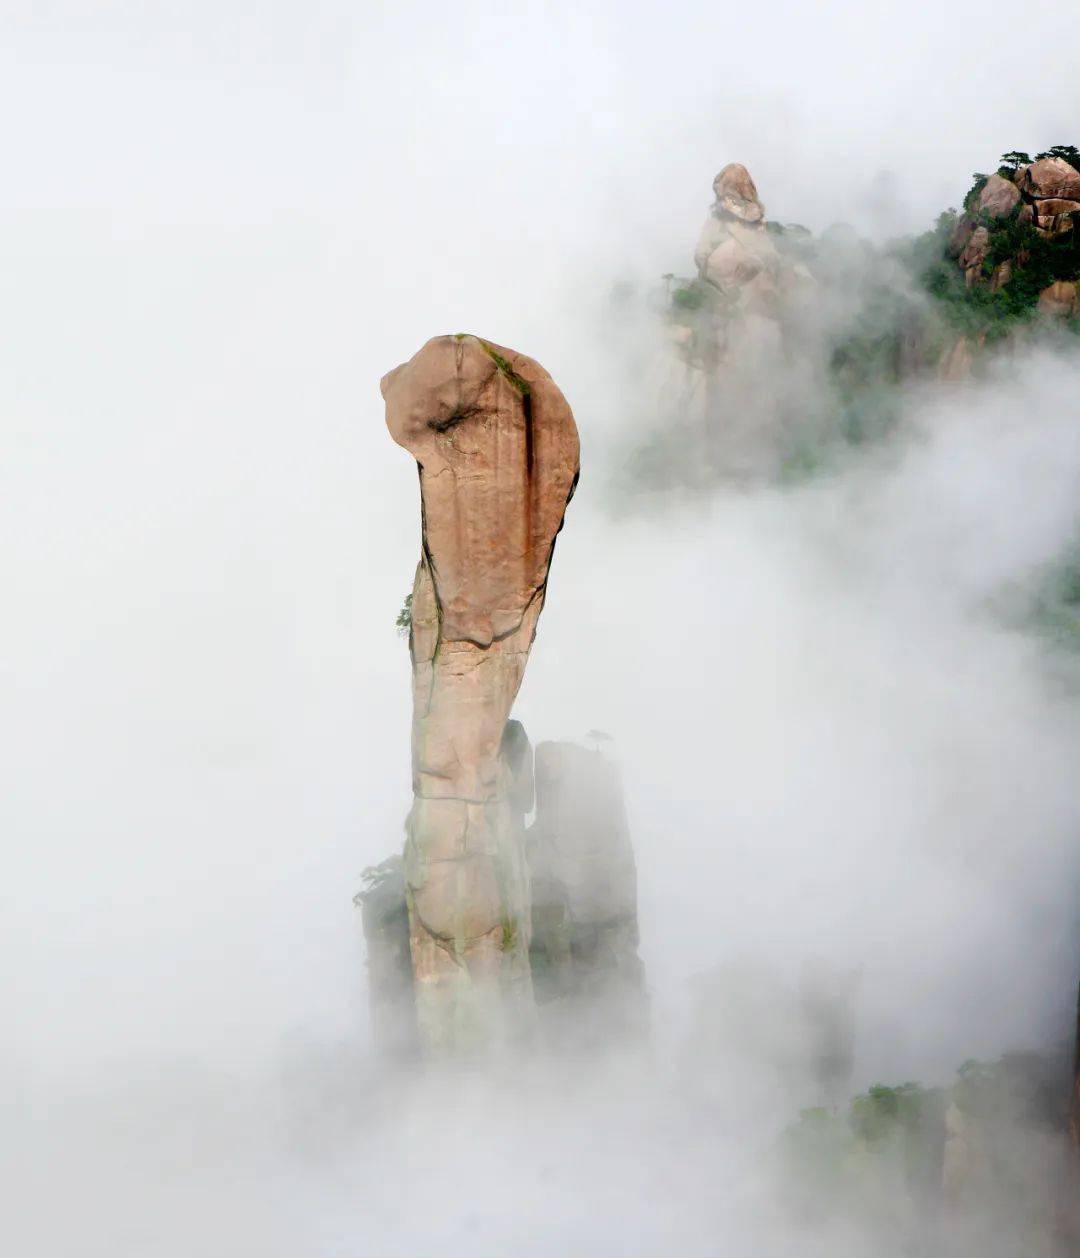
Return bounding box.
[677,161,818,476]
[948,176,1019,279]
[694,163,782,323]
[1020,157,1080,204]
[949,156,1080,294]
[943,154,1080,352]
[526,741,647,1044]
[713,161,765,223]
[1016,156,1080,237]
[637,149,1079,487]
[382,334,579,1053]
[977,172,1021,218]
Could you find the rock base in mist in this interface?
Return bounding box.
[527,740,648,1046]
[359,730,648,1056]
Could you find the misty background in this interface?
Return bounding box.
[4,3,1080,1254]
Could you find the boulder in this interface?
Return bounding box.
[713,161,765,223]
[977,173,1021,218]
[695,173,781,301]
[703,234,764,289]
[1034,198,1080,218]
[1020,156,1080,203]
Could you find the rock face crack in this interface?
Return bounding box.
[381,334,580,1054]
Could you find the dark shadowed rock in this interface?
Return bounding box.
[527,740,647,1046]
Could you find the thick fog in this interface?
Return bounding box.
[4,3,1080,1255]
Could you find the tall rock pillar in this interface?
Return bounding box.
[381,335,579,1053]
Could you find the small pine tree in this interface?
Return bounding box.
[999,150,1031,171]
[395,593,413,636]
[1035,144,1080,169]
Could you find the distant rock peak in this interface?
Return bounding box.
[712,161,766,224]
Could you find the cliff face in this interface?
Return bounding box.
[382,334,579,1053]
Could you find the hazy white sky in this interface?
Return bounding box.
[3,3,1078,222]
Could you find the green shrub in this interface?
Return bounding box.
[395,592,412,636]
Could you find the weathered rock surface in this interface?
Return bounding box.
[944,156,1080,346]
[958,224,990,282]
[527,741,647,1044]
[1015,157,1080,237]
[977,173,1021,218]
[359,722,654,1056]
[946,176,1018,274]
[947,214,976,257]
[1035,197,1080,218]
[382,334,579,1052]
[694,164,779,309]
[713,161,765,223]
[1020,157,1080,203]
